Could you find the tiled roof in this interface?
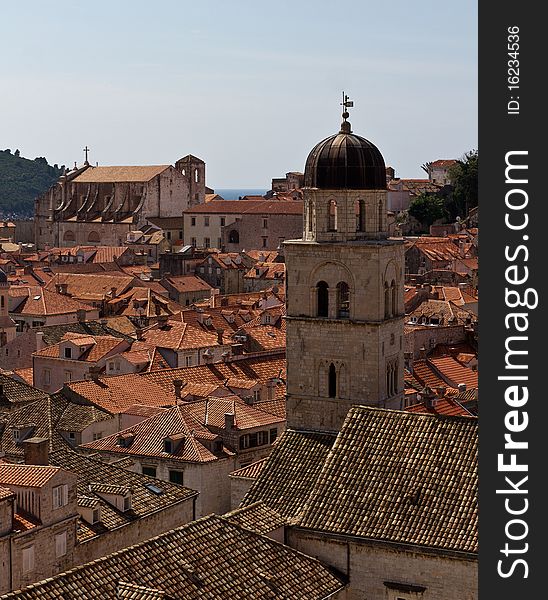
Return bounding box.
[0,486,15,500]
[428,356,478,389]
[296,407,477,554]
[161,275,212,293]
[412,359,454,391]
[34,335,127,363]
[44,272,135,301]
[0,395,113,460]
[0,464,62,487]
[229,457,268,480]
[430,159,458,168]
[0,373,49,406]
[0,515,344,599]
[412,241,462,262]
[9,286,94,316]
[48,446,197,542]
[142,353,286,391]
[225,501,286,534]
[188,397,284,432]
[406,397,474,417]
[242,429,337,520]
[81,406,224,463]
[138,320,220,351]
[64,374,176,414]
[72,165,170,183]
[116,581,167,599]
[12,510,40,533]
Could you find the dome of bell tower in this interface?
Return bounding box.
[304,107,386,190]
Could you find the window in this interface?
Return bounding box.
[317,281,329,317]
[220,217,226,226]
[329,200,338,231]
[356,199,366,232]
[185,355,193,367]
[257,430,269,445]
[204,237,210,248]
[328,363,337,398]
[191,217,196,226]
[42,369,51,385]
[262,237,268,248]
[92,432,103,441]
[337,282,350,318]
[166,231,172,240]
[55,531,67,557]
[12,429,20,442]
[22,546,34,573]
[123,495,132,511]
[218,238,222,249]
[191,237,197,246]
[92,508,101,523]
[64,371,72,382]
[262,218,268,229]
[270,428,278,443]
[169,470,184,485]
[204,217,210,227]
[52,484,69,509]
[142,466,157,478]
[164,439,173,453]
[68,432,76,441]
[228,230,239,244]
[64,347,72,359]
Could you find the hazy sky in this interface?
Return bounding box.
[1,0,477,188]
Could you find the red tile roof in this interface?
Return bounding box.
[73,165,170,183]
[428,356,478,389]
[229,458,268,480]
[0,464,62,488]
[9,286,95,316]
[406,397,474,417]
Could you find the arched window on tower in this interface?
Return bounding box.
[337,282,350,318]
[391,280,397,317]
[307,201,313,232]
[195,169,200,183]
[317,281,329,317]
[329,200,338,231]
[63,230,75,243]
[356,200,366,232]
[328,363,337,398]
[384,282,390,318]
[228,230,239,244]
[378,200,383,232]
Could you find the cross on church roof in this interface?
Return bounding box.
[83,145,90,166]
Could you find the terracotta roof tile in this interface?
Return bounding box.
[225,501,286,534]
[0,464,62,487]
[229,457,268,480]
[0,515,344,599]
[73,165,170,183]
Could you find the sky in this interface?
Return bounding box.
[1,0,477,188]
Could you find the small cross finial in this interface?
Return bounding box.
[83,145,90,165]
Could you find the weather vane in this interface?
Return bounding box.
[340,92,354,121]
[83,145,90,165]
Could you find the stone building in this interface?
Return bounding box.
[271,171,304,192]
[284,110,405,431]
[238,106,478,599]
[34,155,206,250]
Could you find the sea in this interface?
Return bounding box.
[214,189,269,200]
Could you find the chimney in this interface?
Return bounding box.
[216,328,224,345]
[421,387,437,409]
[435,386,447,398]
[458,383,467,393]
[23,437,49,465]
[135,328,144,341]
[224,412,235,430]
[89,365,102,382]
[36,331,45,351]
[77,309,87,323]
[110,287,117,298]
[56,282,68,295]
[173,379,183,399]
[157,314,169,328]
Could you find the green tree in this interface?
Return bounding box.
[408,193,447,230]
[447,150,478,220]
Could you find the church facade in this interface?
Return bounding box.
[34,155,206,250]
[284,111,405,431]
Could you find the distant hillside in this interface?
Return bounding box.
[0,149,64,217]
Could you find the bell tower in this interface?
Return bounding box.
[284,96,405,432]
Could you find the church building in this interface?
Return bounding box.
[284,104,405,431]
[241,99,478,600]
[34,154,206,249]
